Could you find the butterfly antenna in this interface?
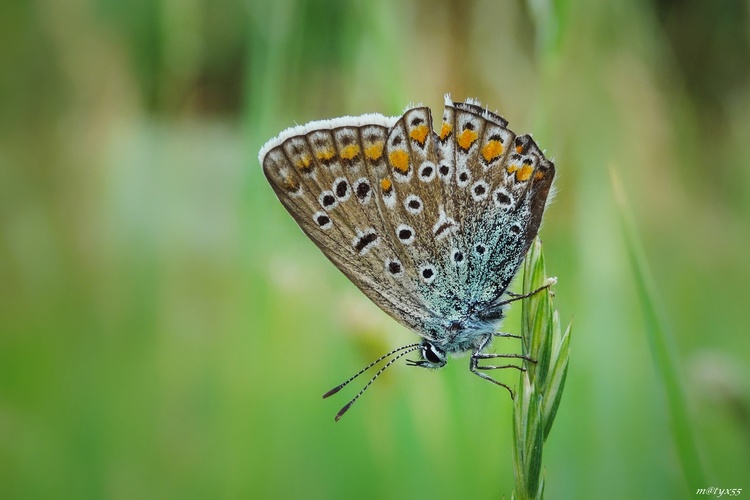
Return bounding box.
[322,343,420,399]
[333,345,421,422]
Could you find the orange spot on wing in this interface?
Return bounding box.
[534,171,544,180]
[482,140,504,162]
[283,175,300,192]
[457,129,478,150]
[341,144,360,160]
[381,177,392,192]
[365,142,384,161]
[515,144,524,154]
[516,164,534,182]
[296,154,313,171]
[506,164,518,174]
[409,125,429,145]
[439,122,452,140]
[316,148,336,162]
[389,149,410,174]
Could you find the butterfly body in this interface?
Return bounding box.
[260,96,554,399]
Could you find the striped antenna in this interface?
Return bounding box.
[332,345,421,422]
[322,343,420,398]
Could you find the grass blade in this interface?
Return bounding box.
[610,166,706,489]
[512,238,571,499]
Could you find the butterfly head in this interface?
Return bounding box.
[406,341,448,369]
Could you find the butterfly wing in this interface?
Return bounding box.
[379,97,555,330]
[259,98,555,341]
[260,113,438,336]
[432,98,555,313]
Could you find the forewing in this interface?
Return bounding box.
[260,114,436,335]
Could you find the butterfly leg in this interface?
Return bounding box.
[469,335,525,399]
[478,279,556,323]
[495,277,557,307]
[474,352,535,363]
[469,359,516,399]
[474,333,535,364]
[493,332,522,339]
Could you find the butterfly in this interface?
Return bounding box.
[259,96,555,420]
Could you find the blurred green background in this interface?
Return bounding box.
[2,0,749,498]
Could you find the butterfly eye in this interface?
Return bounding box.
[422,343,443,364]
[424,347,440,364]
